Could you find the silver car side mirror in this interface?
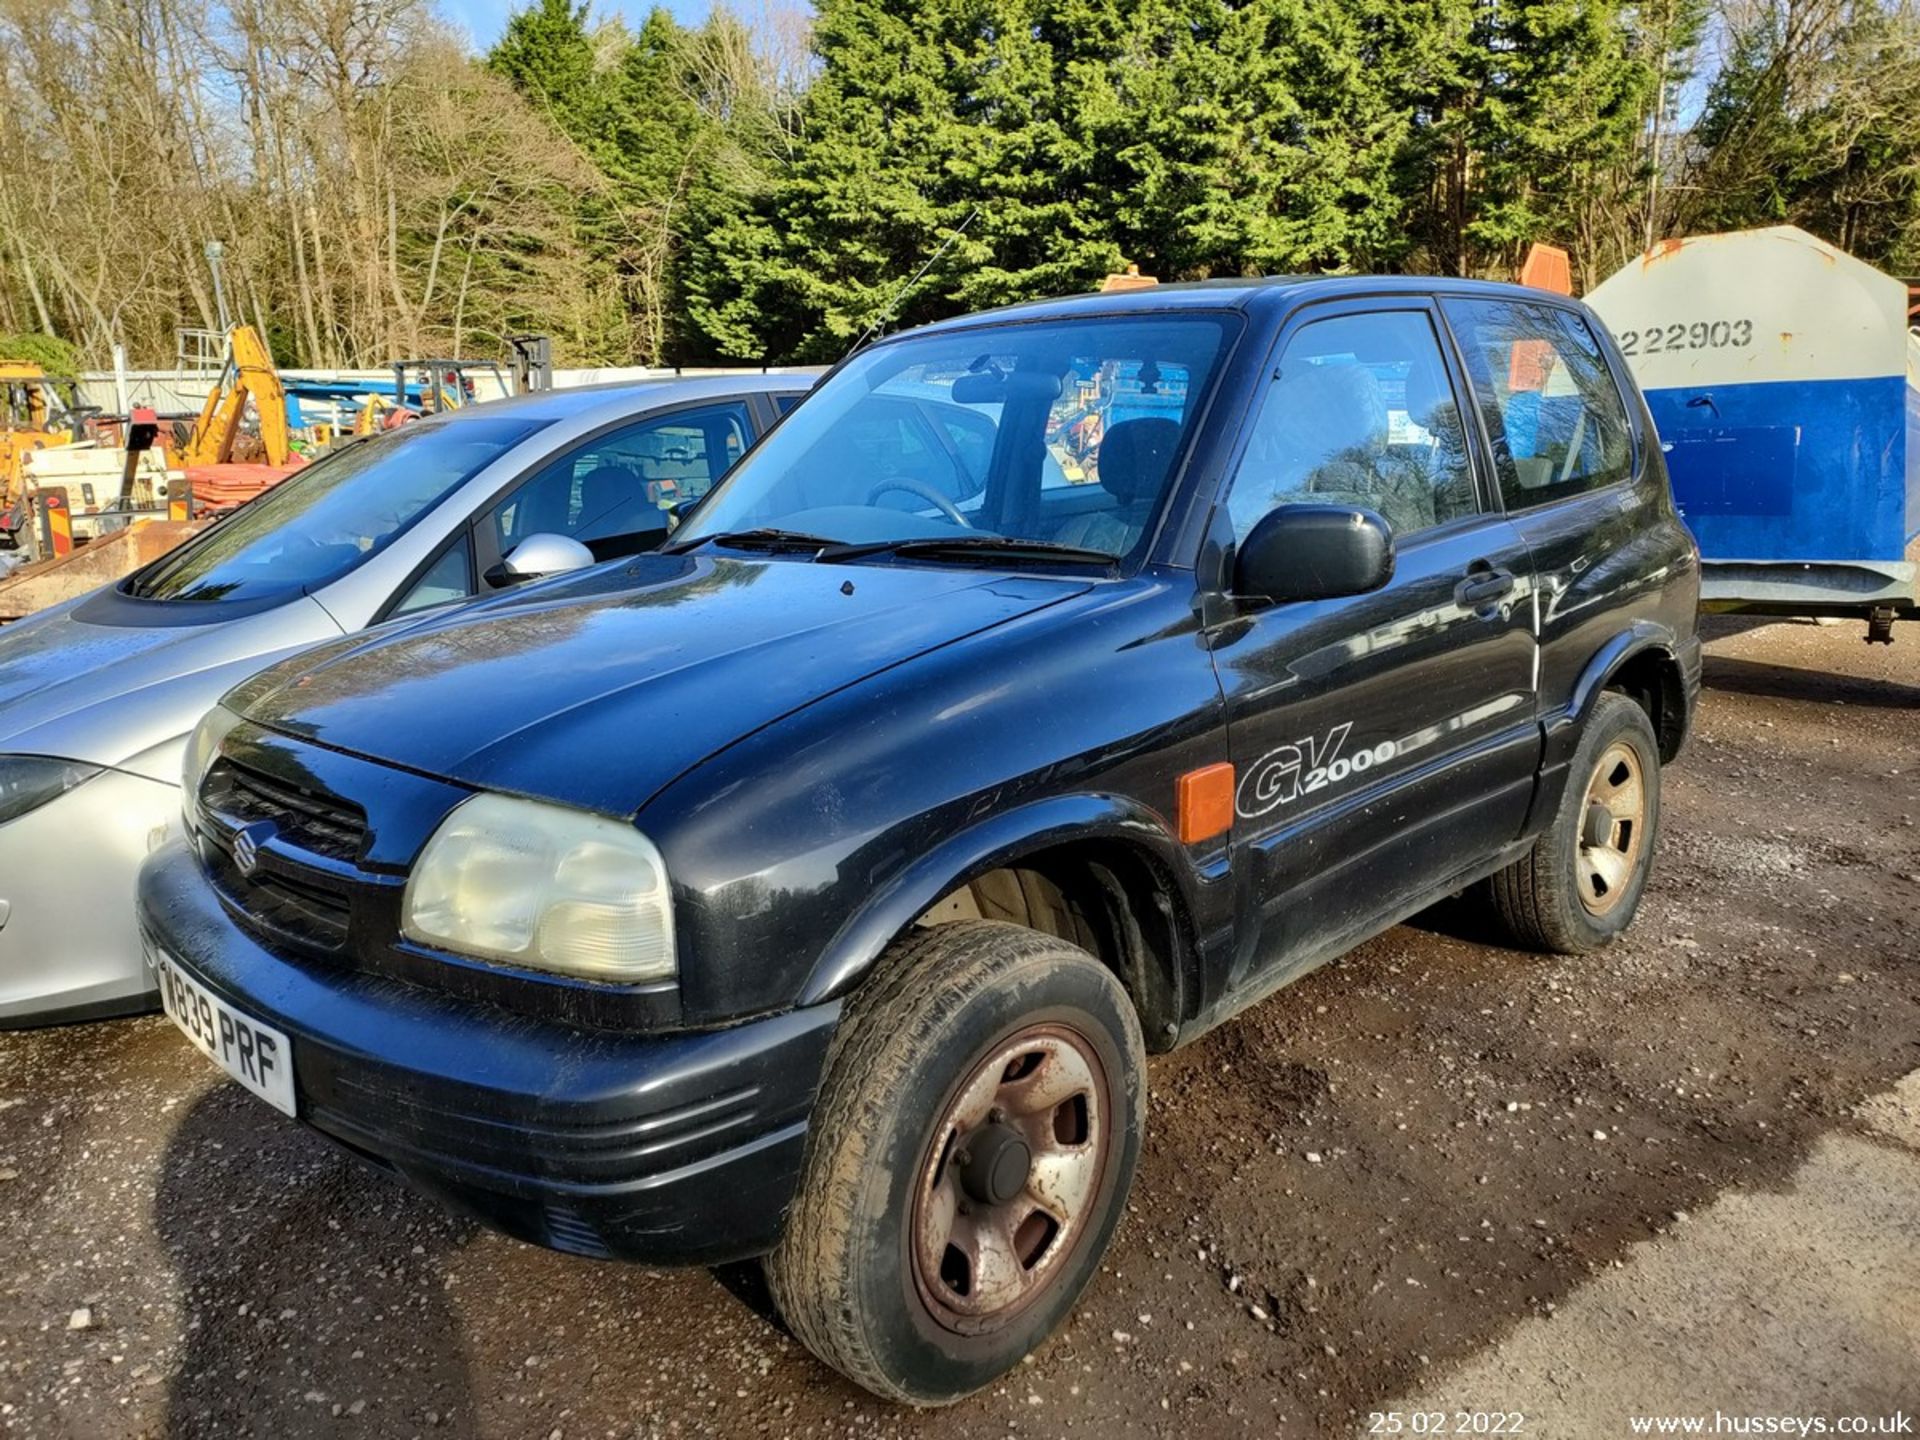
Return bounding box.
[501,532,594,582]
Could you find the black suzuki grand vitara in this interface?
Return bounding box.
[141,277,1700,1405]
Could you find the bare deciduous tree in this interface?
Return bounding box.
[0,0,615,368]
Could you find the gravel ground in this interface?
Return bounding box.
[1,615,1916,1439]
[1396,1071,1920,1431]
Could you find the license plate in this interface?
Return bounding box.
[151,948,297,1118]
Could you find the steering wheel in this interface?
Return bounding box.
[865,477,973,529]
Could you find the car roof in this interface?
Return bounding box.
[899,275,1584,337]
[427,370,823,427]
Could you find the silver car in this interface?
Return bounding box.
[0,372,815,1026]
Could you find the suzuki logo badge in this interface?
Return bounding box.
[232,823,273,877]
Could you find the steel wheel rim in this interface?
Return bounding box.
[1576,740,1646,916]
[909,1022,1111,1336]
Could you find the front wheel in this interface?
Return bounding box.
[1488,691,1663,953]
[768,919,1146,1405]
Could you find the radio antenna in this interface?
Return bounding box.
[846,207,981,357]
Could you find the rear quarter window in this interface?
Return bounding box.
[1444,299,1635,511]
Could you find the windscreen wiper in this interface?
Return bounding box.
[815,535,1119,569]
[660,527,838,556]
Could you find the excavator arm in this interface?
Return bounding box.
[184,326,290,467]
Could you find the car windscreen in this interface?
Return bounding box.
[674,315,1232,562]
[126,416,548,604]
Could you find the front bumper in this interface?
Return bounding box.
[0,767,176,1029]
[137,839,841,1266]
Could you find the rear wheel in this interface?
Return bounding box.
[768,919,1145,1405]
[1489,691,1662,953]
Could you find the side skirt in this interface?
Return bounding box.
[1173,838,1535,1047]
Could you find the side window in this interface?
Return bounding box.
[1226,310,1477,542]
[1444,300,1633,510]
[489,402,752,556]
[390,532,474,617]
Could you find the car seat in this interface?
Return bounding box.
[573,462,661,543]
[1234,361,1438,536]
[1052,417,1182,554]
[1395,359,1475,522]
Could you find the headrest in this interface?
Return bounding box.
[1095,418,1182,504]
[577,462,642,500]
[1281,362,1386,455]
[573,463,653,535]
[1398,359,1454,433]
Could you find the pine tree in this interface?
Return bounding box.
[486,0,602,136]
[1393,0,1649,282]
[690,0,1129,362]
[491,2,736,361]
[689,0,1433,360]
[1469,0,1650,275]
[487,0,634,356]
[1686,2,1920,267]
[1079,0,1412,278]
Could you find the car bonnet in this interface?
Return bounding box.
[0,593,342,775]
[226,553,1093,817]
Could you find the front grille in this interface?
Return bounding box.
[205,757,367,864]
[205,840,352,951]
[200,755,365,953]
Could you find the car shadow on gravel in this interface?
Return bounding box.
[1400,884,1527,948]
[156,1084,480,1439]
[1698,653,1920,708]
[708,1258,785,1329]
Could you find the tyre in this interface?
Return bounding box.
[767,919,1146,1405]
[1489,691,1662,954]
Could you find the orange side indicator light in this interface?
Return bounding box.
[1177,762,1235,844]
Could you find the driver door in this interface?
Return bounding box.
[1208,300,1540,997]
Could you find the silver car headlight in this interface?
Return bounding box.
[181,705,243,814]
[0,755,104,826]
[401,792,676,984]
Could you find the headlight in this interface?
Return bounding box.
[402,792,676,984]
[0,755,103,826]
[181,705,243,815]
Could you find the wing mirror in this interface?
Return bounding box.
[487,532,595,586]
[1233,504,1394,603]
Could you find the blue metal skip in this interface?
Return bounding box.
[1587,226,1920,614]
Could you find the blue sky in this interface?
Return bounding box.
[446,0,714,50]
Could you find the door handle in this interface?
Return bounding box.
[1456,566,1516,609]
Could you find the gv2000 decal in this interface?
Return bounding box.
[1235,722,1403,819]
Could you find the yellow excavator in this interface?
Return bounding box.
[0,327,298,617]
[0,362,81,437]
[0,362,85,504]
[183,324,292,467]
